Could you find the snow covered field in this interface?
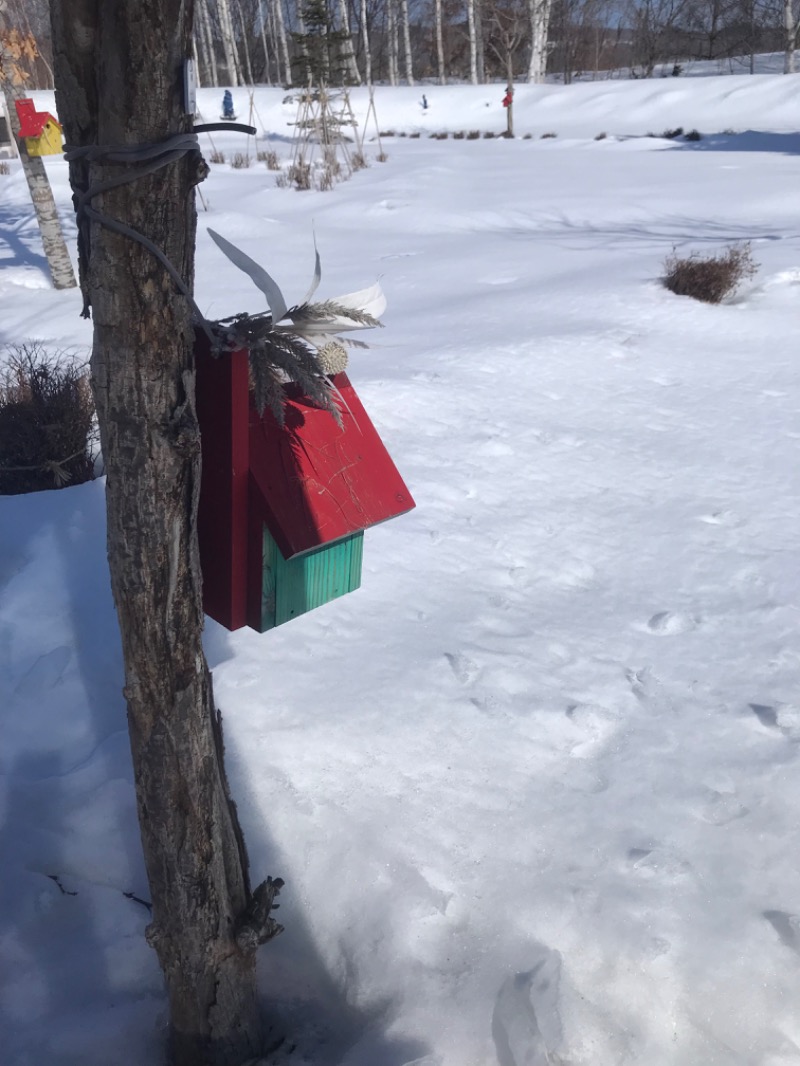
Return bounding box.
[2,70,800,1065]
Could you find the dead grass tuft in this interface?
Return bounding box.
[663,243,757,304]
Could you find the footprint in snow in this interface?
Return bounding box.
[492,944,563,1066]
[444,652,480,685]
[698,789,749,826]
[749,702,800,739]
[643,611,697,636]
[696,510,741,527]
[764,910,800,954]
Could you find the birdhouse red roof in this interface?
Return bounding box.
[14,98,62,138]
[248,376,414,559]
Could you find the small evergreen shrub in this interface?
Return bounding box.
[467,130,480,140]
[684,129,702,141]
[483,131,495,139]
[453,130,465,139]
[595,131,607,140]
[523,133,532,140]
[0,344,97,495]
[663,127,684,139]
[409,132,420,138]
[541,131,557,139]
[379,130,395,137]
[663,243,757,304]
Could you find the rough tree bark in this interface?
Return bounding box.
[0,19,76,290]
[48,2,282,1064]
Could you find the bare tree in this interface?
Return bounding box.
[48,2,283,1063]
[483,0,528,84]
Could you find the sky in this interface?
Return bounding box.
[1,63,800,1066]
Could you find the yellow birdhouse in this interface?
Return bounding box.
[14,99,63,157]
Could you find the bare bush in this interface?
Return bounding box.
[467,130,480,140]
[351,152,368,170]
[230,152,251,169]
[663,243,757,304]
[0,344,98,495]
[258,149,281,170]
[209,150,225,164]
[377,151,389,163]
[541,132,557,139]
[288,160,312,190]
[0,161,10,175]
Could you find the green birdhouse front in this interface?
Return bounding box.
[195,336,415,633]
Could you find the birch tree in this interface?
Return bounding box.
[336,0,362,82]
[467,0,480,81]
[0,17,76,290]
[48,1,282,1062]
[198,0,220,85]
[387,0,400,83]
[784,0,798,70]
[527,0,553,80]
[360,0,374,83]
[399,0,415,82]
[273,0,294,85]
[435,0,447,81]
[218,0,243,84]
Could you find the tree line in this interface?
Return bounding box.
[8,0,800,95]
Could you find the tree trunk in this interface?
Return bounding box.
[0,30,77,290]
[467,0,479,83]
[387,0,399,85]
[199,0,221,87]
[234,0,255,84]
[399,0,414,84]
[527,0,553,82]
[336,0,362,84]
[48,2,281,1063]
[785,0,797,73]
[274,0,293,86]
[435,0,446,83]
[218,0,243,85]
[360,0,373,85]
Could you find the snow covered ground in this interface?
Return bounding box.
[2,69,800,1066]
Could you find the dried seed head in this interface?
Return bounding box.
[317,341,349,376]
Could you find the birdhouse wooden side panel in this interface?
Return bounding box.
[196,339,251,631]
[252,524,363,632]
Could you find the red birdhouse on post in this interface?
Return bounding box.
[195,336,415,633]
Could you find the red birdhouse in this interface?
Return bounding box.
[195,334,415,632]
